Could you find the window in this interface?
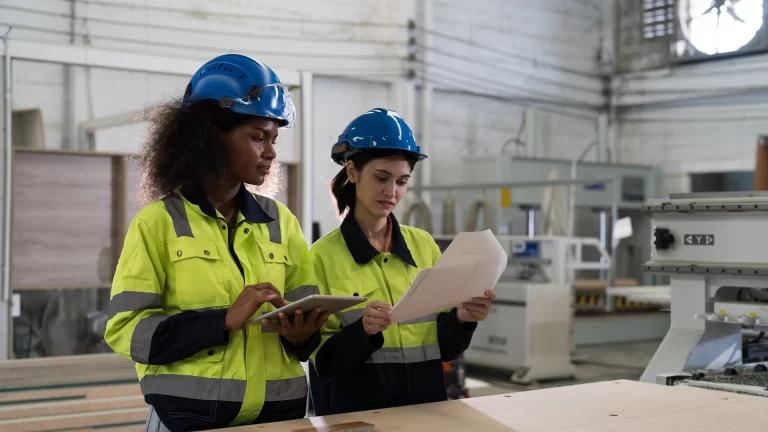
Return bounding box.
[679,0,764,55]
[643,0,675,39]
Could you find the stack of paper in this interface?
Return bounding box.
[389,230,508,324]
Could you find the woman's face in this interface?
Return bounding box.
[220,117,279,186]
[347,156,412,219]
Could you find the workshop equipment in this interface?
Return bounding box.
[433,234,610,384]
[641,191,768,384]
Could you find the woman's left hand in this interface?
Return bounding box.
[263,307,331,345]
[456,290,496,323]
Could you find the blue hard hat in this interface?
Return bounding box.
[331,108,427,165]
[183,54,295,128]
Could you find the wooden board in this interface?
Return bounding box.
[573,278,638,292]
[0,353,142,431]
[11,151,114,290]
[0,353,136,390]
[226,380,768,432]
[0,383,140,404]
[0,408,146,432]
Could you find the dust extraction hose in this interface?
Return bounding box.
[402,198,433,233]
[464,196,496,232]
[442,195,457,235]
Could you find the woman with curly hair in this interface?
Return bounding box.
[104,54,329,431]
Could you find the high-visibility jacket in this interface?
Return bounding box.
[308,213,477,415]
[104,185,319,431]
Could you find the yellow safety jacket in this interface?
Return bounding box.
[308,213,477,415]
[105,185,318,431]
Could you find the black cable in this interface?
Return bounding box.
[0,3,407,46]
[422,67,600,112]
[62,0,407,28]
[419,74,599,123]
[0,21,406,60]
[620,114,768,124]
[417,43,600,95]
[414,25,602,79]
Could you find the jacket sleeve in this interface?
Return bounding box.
[430,237,478,362]
[309,255,383,379]
[279,214,322,362]
[104,217,230,366]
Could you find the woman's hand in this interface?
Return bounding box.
[262,307,331,345]
[456,290,496,323]
[362,301,392,335]
[226,283,282,331]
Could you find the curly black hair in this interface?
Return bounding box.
[136,98,282,207]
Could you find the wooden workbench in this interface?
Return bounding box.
[227,380,768,432]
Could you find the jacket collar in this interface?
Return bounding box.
[340,212,417,267]
[181,183,274,224]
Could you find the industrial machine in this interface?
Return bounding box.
[433,234,611,384]
[642,191,768,390]
[407,156,669,348]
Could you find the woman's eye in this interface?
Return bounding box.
[397,180,408,186]
[252,136,265,143]
[376,176,388,183]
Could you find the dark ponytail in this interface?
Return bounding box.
[329,149,420,218]
[330,167,357,217]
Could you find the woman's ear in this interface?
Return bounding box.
[345,161,358,184]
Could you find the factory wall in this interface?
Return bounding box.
[1,0,609,236]
[614,0,768,196]
[423,0,607,234]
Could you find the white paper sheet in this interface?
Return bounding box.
[389,230,508,324]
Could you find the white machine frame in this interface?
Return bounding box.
[433,234,611,384]
[641,192,768,383]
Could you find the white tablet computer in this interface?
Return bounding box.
[251,294,367,325]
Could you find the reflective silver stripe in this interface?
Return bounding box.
[400,313,438,325]
[253,195,281,244]
[284,285,319,302]
[140,374,247,402]
[366,344,441,364]
[338,308,363,326]
[264,376,307,402]
[130,314,168,363]
[107,291,162,319]
[162,192,193,238]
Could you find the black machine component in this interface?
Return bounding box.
[444,355,469,399]
[654,227,675,250]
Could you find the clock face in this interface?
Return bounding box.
[678,0,764,54]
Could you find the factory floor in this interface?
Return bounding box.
[465,340,661,397]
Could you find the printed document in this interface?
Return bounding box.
[389,230,507,323]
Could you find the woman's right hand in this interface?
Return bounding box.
[225,283,282,331]
[362,301,392,335]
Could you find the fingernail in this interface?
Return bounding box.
[279,313,285,318]
[296,310,302,314]
[262,319,268,324]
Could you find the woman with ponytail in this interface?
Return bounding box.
[306,108,495,416]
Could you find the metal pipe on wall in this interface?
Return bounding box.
[419,0,433,211]
[2,34,13,359]
[300,71,314,245]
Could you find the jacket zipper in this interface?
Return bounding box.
[224,220,248,365]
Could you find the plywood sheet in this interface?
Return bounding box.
[11,151,114,290]
[0,383,140,404]
[1,408,146,432]
[230,380,768,432]
[0,353,136,390]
